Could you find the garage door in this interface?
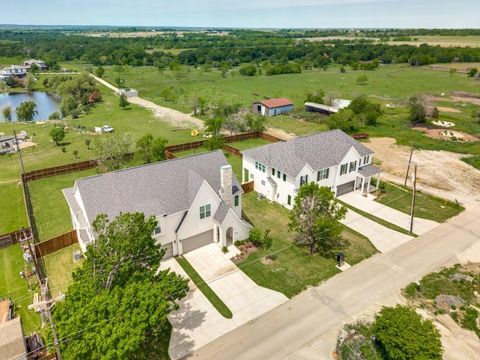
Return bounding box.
[161,243,173,259]
[336,181,355,196]
[182,230,213,254]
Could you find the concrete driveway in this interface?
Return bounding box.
[160,244,287,360]
[339,191,439,234]
[341,208,413,253]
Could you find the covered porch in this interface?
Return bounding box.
[354,164,382,196]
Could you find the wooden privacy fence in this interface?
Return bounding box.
[0,228,32,248]
[241,181,254,194]
[34,230,78,258]
[22,159,99,183]
[223,144,242,158]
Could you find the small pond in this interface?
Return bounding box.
[0,92,60,121]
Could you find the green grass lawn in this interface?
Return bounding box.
[238,192,377,298]
[228,138,271,150]
[176,256,233,319]
[28,169,98,240]
[462,155,480,170]
[377,182,464,222]
[0,245,41,333]
[44,243,83,296]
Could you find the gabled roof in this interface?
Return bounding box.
[70,150,242,224]
[259,98,293,108]
[242,129,373,177]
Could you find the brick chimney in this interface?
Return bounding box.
[220,165,233,206]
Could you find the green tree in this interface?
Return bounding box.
[24,73,36,91]
[115,77,124,88]
[327,109,358,132]
[29,63,39,75]
[94,134,133,171]
[239,64,257,76]
[340,66,346,73]
[408,95,427,124]
[135,134,168,164]
[85,138,91,150]
[119,94,129,108]
[59,94,78,117]
[15,101,37,121]
[289,183,347,256]
[467,68,478,77]
[49,126,66,145]
[245,113,268,132]
[53,212,188,359]
[205,117,224,136]
[349,95,383,126]
[95,66,105,78]
[1,106,12,121]
[305,89,326,104]
[372,305,443,359]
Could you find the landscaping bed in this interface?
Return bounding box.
[237,192,377,298]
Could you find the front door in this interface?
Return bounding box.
[244,168,249,183]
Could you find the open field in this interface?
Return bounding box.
[304,36,480,48]
[238,192,377,298]
[0,245,41,334]
[44,243,83,296]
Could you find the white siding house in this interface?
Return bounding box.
[242,130,381,209]
[63,151,251,257]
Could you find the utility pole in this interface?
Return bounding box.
[404,143,414,187]
[409,163,417,234]
[13,129,25,174]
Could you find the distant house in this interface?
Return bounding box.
[0,65,27,81]
[119,88,138,97]
[0,135,16,154]
[63,151,251,255]
[241,129,381,208]
[305,99,351,115]
[0,300,27,360]
[253,98,293,117]
[23,59,47,71]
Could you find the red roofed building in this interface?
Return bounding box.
[253,98,294,117]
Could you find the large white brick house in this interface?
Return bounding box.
[63,151,251,257]
[241,130,381,209]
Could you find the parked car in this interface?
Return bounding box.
[95,125,114,134]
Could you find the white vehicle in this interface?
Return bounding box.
[95,125,114,133]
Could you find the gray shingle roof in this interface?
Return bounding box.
[73,150,242,224]
[242,129,373,177]
[357,164,382,177]
[213,202,230,223]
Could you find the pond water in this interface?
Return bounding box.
[0,92,60,121]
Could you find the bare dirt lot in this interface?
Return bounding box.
[437,106,461,114]
[412,127,479,142]
[366,137,480,206]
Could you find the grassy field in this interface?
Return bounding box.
[377,182,464,222]
[43,243,83,296]
[388,35,480,47]
[0,245,41,333]
[462,155,480,170]
[176,256,233,318]
[228,138,270,150]
[238,192,377,298]
[29,169,98,240]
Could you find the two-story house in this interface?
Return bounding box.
[63,151,251,257]
[241,129,381,208]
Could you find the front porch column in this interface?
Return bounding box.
[366,177,371,194]
[361,177,366,195]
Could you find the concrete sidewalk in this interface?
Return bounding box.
[341,208,413,252]
[339,191,439,234]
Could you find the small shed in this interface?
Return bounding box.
[119,88,138,98]
[253,98,293,117]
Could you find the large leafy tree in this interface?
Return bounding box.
[94,134,133,172]
[372,305,443,359]
[134,134,168,164]
[53,212,188,359]
[49,126,66,146]
[289,183,347,256]
[1,106,12,121]
[16,101,37,121]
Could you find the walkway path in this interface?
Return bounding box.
[341,208,413,253]
[90,74,204,129]
[339,191,439,235]
[191,205,480,359]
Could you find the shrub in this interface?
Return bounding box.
[403,282,418,298]
[239,64,257,76]
[49,111,61,120]
[61,146,66,153]
[248,228,262,247]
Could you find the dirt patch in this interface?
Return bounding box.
[449,96,480,106]
[365,137,480,206]
[261,257,274,265]
[265,127,296,140]
[437,106,461,114]
[412,127,479,142]
[18,141,37,150]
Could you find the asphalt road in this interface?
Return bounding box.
[189,206,480,360]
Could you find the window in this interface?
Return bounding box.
[300,174,309,185]
[261,180,265,186]
[272,168,275,175]
[200,204,211,219]
[255,161,265,173]
[283,173,287,182]
[276,170,281,179]
[317,168,329,181]
[152,225,161,235]
[340,164,348,175]
[234,195,239,207]
[349,161,357,172]
[287,195,291,205]
[363,155,370,165]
